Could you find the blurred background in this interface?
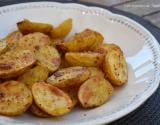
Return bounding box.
[79,0,160,28]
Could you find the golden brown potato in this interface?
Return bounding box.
[32,82,72,116]
[0,81,32,116]
[17,32,51,52]
[93,43,123,55]
[30,101,50,118]
[35,46,61,72]
[61,86,79,107]
[47,66,90,88]
[50,38,64,47]
[87,67,104,78]
[61,29,104,52]
[50,18,72,38]
[65,52,104,67]
[0,39,8,55]
[5,31,23,49]
[17,19,53,35]
[0,50,36,79]
[18,66,49,89]
[103,50,128,86]
[78,77,109,108]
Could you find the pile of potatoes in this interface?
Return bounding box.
[0,18,128,117]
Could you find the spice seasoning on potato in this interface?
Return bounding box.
[0,50,36,79]
[47,66,90,88]
[35,46,61,73]
[62,29,104,52]
[103,50,128,86]
[32,82,73,116]
[17,32,51,52]
[78,77,110,108]
[0,81,32,116]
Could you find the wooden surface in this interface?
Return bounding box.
[79,0,160,28]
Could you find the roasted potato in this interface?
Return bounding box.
[5,31,23,49]
[78,77,109,108]
[103,50,128,86]
[0,81,32,116]
[30,102,50,118]
[47,66,90,88]
[35,46,61,72]
[93,43,123,55]
[0,39,8,55]
[61,86,79,107]
[87,67,104,78]
[50,18,72,38]
[17,19,53,35]
[32,82,72,116]
[0,50,36,79]
[18,66,49,89]
[17,32,51,52]
[60,29,103,52]
[65,52,104,67]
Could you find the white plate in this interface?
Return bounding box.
[0,2,160,125]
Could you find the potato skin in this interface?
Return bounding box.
[103,50,128,86]
[17,19,53,35]
[0,50,36,79]
[32,82,73,116]
[50,18,72,38]
[5,31,23,50]
[47,66,90,88]
[63,29,104,52]
[18,66,49,89]
[35,46,61,72]
[17,32,51,52]
[0,81,32,116]
[65,52,104,67]
[78,77,109,108]
[30,102,50,118]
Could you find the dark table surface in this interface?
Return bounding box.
[0,0,160,125]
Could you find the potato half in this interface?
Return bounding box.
[17,19,53,35]
[32,82,72,116]
[47,66,90,88]
[35,46,61,72]
[78,77,109,108]
[65,52,104,67]
[0,50,36,79]
[61,29,103,52]
[17,32,51,52]
[50,18,72,38]
[18,66,49,89]
[103,50,128,86]
[0,81,32,116]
